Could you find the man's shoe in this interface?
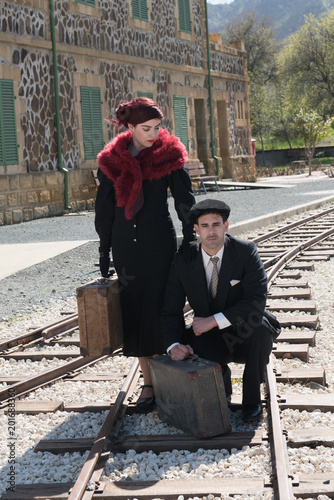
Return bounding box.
[242,404,262,423]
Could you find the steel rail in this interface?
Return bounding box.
[0,354,107,404]
[80,363,142,500]
[253,207,334,244]
[68,358,140,500]
[0,313,78,352]
[42,315,78,340]
[265,224,334,499]
[265,356,295,499]
[267,226,334,284]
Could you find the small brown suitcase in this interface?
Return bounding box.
[150,355,231,438]
[76,277,123,356]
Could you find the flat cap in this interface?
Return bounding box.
[189,199,231,223]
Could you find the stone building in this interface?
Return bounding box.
[0,0,254,226]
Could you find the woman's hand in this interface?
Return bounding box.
[178,239,199,261]
[99,249,110,277]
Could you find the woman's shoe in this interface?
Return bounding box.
[135,384,156,413]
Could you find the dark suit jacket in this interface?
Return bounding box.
[162,234,280,349]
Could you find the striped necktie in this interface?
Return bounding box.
[209,256,219,300]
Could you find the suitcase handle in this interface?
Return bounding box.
[185,354,199,362]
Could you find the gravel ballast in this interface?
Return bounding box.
[0,257,333,496]
[0,174,333,498]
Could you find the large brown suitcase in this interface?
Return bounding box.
[76,277,123,356]
[149,355,231,438]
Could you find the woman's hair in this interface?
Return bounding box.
[115,97,164,129]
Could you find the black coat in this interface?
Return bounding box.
[95,167,195,357]
[162,234,280,349]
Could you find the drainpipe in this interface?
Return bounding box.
[49,0,71,210]
[204,0,220,179]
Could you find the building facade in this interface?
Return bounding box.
[0,0,254,225]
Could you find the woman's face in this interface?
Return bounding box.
[128,118,161,151]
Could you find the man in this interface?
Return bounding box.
[161,199,280,422]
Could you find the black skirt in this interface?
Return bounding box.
[113,234,176,357]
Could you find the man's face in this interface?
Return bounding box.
[194,212,229,255]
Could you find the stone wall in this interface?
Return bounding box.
[0,169,96,225]
[0,0,253,226]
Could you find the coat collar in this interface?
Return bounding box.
[97,128,188,219]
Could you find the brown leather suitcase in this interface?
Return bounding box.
[76,277,123,356]
[150,355,231,438]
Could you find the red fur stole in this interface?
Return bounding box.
[97,128,188,220]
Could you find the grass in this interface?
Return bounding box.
[311,156,334,167]
[256,138,304,151]
[255,131,334,151]
[256,156,334,177]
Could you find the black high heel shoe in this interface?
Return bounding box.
[136,384,156,412]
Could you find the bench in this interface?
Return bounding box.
[187,162,220,194]
[91,169,100,187]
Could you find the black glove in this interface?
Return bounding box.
[178,239,199,261]
[99,248,111,278]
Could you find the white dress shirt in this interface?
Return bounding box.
[167,246,231,353]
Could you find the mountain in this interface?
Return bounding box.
[207,0,334,41]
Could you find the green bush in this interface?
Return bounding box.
[315,150,327,158]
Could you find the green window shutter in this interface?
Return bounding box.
[178,0,192,33]
[132,0,149,21]
[137,91,154,99]
[80,86,104,160]
[0,80,19,166]
[173,95,189,152]
[75,0,95,7]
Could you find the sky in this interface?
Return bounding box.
[207,0,234,4]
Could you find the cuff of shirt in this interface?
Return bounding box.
[167,342,180,354]
[214,312,231,329]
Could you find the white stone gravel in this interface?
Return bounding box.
[19,379,125,404]
[103,445,271,482]
[0,357,73,378]
[0,297,78,339]
[282,409,334,430]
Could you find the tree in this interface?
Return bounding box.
[222,12,281,154]
[249,79,275,165]
[222,11,279,82]
[278,12,334,117]
[293,109,331,175]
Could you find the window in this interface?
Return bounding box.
[75,0,95,6]
[178,0,192,34]
[132,0,149,21]
[237,100,244,120]
[80,87,104,160]
[0,79,18,165]
[137,91,154,99]
[173,95,189,151]
[235,92,247,126]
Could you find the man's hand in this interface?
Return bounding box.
[193,316,218,336]
[170,344,194,361]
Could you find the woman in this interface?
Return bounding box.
[95,97,196,410]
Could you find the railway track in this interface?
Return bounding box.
[0,205,334,500]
